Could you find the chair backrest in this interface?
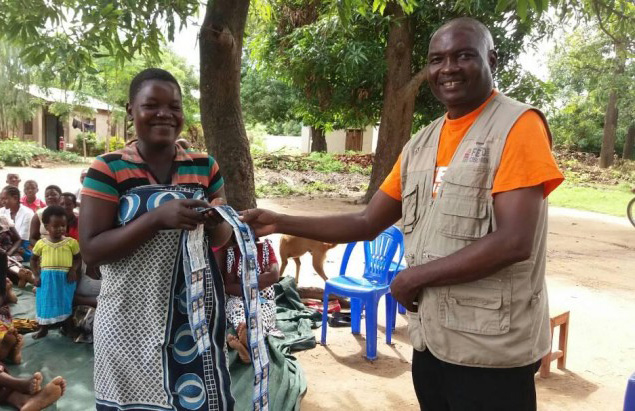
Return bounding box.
[339,226,402,285]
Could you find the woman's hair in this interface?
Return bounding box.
[61,192,77,205]
[129,68,182,102]
[2,186,20,199]
[0,252,7,299]
[42,205,67,224]
[45,185,62,195]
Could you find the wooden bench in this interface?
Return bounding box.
[540,311,570,378]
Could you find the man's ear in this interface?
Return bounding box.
[488,49,498,74]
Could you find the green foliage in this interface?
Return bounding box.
[547,26,634,154]
[73,132,102,156]
[0,139,83,165]
[241,61,303,135]
[109,136,125,152]
[0,41,39,139]
[0,0,199,88]
[253,151,371,174]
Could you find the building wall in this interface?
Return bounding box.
[95,111,110,141]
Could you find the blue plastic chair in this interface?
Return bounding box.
[625,371,635,411]
[321,226,402,360]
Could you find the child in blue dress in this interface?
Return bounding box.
[31,206,81,339]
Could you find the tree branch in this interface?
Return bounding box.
[400,67,428,99]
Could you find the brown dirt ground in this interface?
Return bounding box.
[258,197,635,411]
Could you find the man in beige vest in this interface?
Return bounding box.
[242,17,564,410]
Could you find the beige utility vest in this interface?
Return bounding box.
[401,93,551,368]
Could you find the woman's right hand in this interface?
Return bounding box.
[153,199,211,231]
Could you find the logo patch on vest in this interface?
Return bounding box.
[462,146,490,164]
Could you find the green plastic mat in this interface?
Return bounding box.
[2,276,319,410]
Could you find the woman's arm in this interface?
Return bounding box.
[257,263,280,290]
[74,292,98,308]
[7,228,21,256]
[31,254,41,286]
[219,249,243,297]
[29,214,40,246]
[79,196,213,265]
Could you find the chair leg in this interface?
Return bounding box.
[365,297,378,361]
[557,312,569,370]
[385,295,393,344]
[351,298,362,335]
[321,290,329,345]
[398,303,406,315]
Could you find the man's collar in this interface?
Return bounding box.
[120,141,193,164]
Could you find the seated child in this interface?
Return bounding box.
[20,181,45,213]
[0,217,33,288]
[0,364,66,411]
[69,263,101,343]
[60,193,78,240]
[216,238,282,364]
[30,206,81,339]
[0,253,22,365]
[4,175,19,189]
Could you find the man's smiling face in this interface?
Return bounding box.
[426,23,497,119]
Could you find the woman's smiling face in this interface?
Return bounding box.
[127,80,184,147]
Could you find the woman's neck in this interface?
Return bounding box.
[26,195,36,203]
[9,204,18,214]
[137,140,175,164]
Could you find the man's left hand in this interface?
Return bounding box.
[390,268,421,311]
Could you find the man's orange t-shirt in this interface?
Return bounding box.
[380,92,564,200]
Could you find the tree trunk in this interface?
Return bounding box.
[599,89,619,168]
[623,123,635,161]
[200,0,256,210]
[599,42,626,169]
[363,4,421,203]
[309,126,327,152]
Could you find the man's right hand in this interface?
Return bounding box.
[239,209,281,237]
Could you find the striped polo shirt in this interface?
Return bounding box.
[82,142,224,203]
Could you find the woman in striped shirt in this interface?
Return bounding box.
[79,68,235,411]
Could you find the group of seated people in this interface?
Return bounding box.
[0,171,101,410]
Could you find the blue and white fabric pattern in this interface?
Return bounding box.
[94,184,234,411]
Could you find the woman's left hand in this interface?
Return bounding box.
[67,270,78,283]
[202,197,227,231]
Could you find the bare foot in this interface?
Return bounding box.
[227,335,251,364]
[17,269,30,288]
[6,279,17,304]
[20,372,42,395]
[237,322,248,347]
[9,333,23,364]
[32,327,48,340]
[20,376,65,411]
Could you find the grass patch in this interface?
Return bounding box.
[549,181,633,217]
[0,139,84,166]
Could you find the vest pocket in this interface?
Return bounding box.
[406,310,427,351]
[436,195,489,240]
[440,277,511,335]
[402,184,420,234]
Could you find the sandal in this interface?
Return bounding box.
[328,312,352,328]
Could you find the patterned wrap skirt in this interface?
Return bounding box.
[94,184,234,411]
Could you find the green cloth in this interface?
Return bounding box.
[228,276,321,411]
[2,277,320,410]
[3,287,95,410]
